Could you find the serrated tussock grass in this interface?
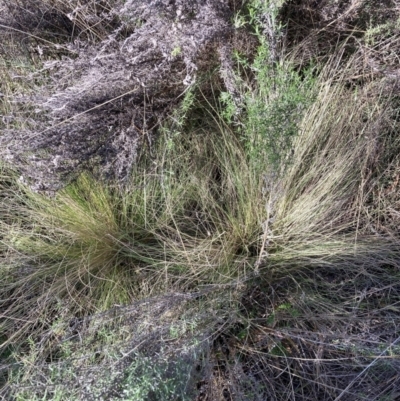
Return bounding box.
[3,53,400,399]
[2,1,400,398]
[0,110,265,347]
[227,52,400,399]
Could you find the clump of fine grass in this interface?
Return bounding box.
[275,56,399,242]
[0,92,266,351]
[3,1,400,400]
[202,49,400,400]
[0,90,267,400]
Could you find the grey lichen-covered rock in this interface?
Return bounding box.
[1,0,240,191]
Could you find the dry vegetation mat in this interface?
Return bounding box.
[1,0,400,400]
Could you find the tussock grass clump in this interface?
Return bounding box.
[0,96,268,399]
[200,52,400,400]
[2,1,400,400]
[0,105,265,346]
[4,51,400,399]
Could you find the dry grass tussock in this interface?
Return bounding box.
[0,120,262,327]
[1,0,400,400]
